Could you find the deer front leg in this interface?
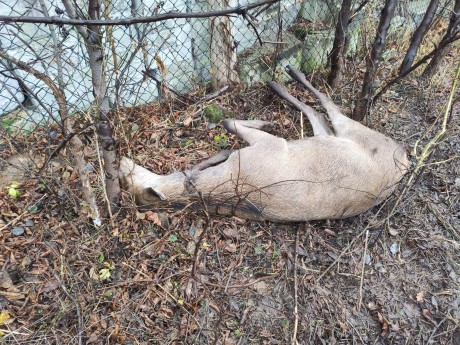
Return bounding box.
[190,149,235,172]
[221,119,276,146]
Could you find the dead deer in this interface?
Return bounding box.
[120,66,408,222]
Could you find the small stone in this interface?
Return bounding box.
[11,226,25,236]
[49,130,58,139]
[86,163,94,172]
[389,242,399,255]
[365,253,372,265]
[24,220,34,227]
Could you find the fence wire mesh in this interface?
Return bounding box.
[0,0,447,138]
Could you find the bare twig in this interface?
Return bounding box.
[144,69,194,101]
[328,0,352,88]
[426,202,460,240]
[357,230,369,310]
[194,274,278,289]
[317,224,371,281]
[0,195,46,232]
[291,224,301,345]
[47,263,83,345]
[62,0,120,214]
[0,0,280,25]
[191,192,211,277]
[38,122,96,174]
[200,85,230,103]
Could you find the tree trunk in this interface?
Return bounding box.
[62,0,121,214]
[328,0,352,89]
[423,0,460,78]
[352,0,397,121]
[400,0,439,74]
[208,0,239,89]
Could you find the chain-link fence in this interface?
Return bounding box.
[0,0,443,137]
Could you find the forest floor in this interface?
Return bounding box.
[1,54,459,344]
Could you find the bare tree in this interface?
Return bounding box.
[62,0,120,215]
[208,0,239,89]
[400,0,439,74]
[328,0,353,89]
[373,30,460,104]
[423,0,460,78]
[352,0,397,121]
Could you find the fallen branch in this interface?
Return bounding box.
[357,230,369,310]
[0,0,280,26]
[291,224,301,345]
[194,273,278,289]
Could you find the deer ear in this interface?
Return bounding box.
[144,186,167,201]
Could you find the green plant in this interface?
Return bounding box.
[254,246,263,255]
[203,104,223,123]
[8,181,21,198]
[168,234,178,242]
[214,133,228,148]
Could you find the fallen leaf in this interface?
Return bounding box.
[183,116,193,127]
[0,310,11,326]
[99,268,111,280]
[323,228,336,237]
[388,227,399,236]
[0,271,19,292]
[422,309,437,325]
[225,242,237,253]
[252,281,269,294]
[223,226,239,239]
[376,312,390,331]
[416,291,425,302]
[146,211,162,227]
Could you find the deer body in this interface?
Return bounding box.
[120,66,408,222]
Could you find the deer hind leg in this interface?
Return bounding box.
[267,81,332,137]
[285,65,357,137]
[221,119,277,146]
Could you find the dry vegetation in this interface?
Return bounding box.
[1,51,459,344]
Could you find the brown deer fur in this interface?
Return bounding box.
[120,66,408,222]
